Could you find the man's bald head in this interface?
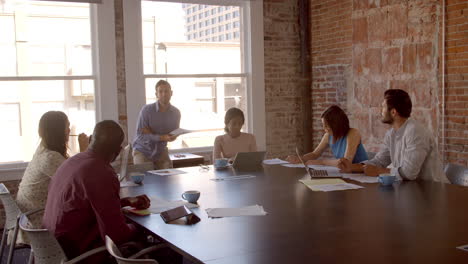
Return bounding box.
[89,120,124,161]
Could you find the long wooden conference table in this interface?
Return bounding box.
[120,164,468,263]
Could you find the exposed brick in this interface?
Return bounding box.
[353,17,368,44]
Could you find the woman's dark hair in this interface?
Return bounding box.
[384,89,412,118]
[38,111,69,158]
[224,107,245,133]
[321,105,350,142]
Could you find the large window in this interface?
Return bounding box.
[0,1,96,163]
[140,1,246,149]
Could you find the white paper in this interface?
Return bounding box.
[263,158,289,165]
[148,196,199,214]
[311,183,363,192]
[169,128,193,136]
[210,175,256,181]
[205,205,267,218]
[120,181,139,188]
[281,163,306,168]
[342,173,379,183]
[147,169,187,176]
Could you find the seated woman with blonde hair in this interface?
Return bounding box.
[287,105,368,166]
[14,111,88,244]
[213,107,257,161]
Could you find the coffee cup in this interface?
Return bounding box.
[181,190,200,203]
[378,174,396,186]
[130,172,144,184]
[214,158,229,168]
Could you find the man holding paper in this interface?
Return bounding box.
[132,80,181,169]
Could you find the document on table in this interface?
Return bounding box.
[282,163,306,168]
[263,158,289,165]
[210,175,256,181]
[148,196,199,214]
[299,178,363,192]
[147,169,187,176]
[169,128,193,136]
[205,205,267,218]
[342,173,379,183]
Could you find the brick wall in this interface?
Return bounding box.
[264,0,310,157]
[310,0,468,167]
[444,0,468,166]
[310,0,353,150]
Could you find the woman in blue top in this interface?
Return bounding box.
[287,105,368,166]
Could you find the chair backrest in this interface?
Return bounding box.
[105,236,157,264]
[19,210,68,264]
[444,163,468,187]
[0,183,22,229]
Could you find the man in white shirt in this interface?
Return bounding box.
[338,89,447,182]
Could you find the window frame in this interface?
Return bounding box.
[0,0,118,176]
[123,0,265,154]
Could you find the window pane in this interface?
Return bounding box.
[142,1,242,74]
[144,77,247,149]
[0,1,92,77]
[0,80,96,163]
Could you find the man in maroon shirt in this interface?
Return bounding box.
[43,120,150,262]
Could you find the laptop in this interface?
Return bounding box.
[232,151,266,171]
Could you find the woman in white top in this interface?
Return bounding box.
[213,107,257,161]
[14,111,88,244]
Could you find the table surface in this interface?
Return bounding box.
[120,165,468,264]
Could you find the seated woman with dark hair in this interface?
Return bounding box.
[213,107,257,161]
[14,111,88,244]
[287,105,368,166]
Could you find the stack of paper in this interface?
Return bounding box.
[342,173,379,183]
[147,169,187,176]
[299,178,363,192]
[210,175,256,181]
[205,205,267,218]
[263,158,289,165]
[281,163,306,168]
[169,128,193,136]
[148,196,199,214]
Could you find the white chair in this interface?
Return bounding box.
[105,235,168,264]
[444,163,468,187]
[0,183,23,264]
[19,209,106,264]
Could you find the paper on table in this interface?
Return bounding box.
[263,158,289,165]
[147,169,187,176]
[281,163,306,168]
[311,183,363,192]
[120,181,139,188]
[342,173,379,183]
[299,178,346,191]
[210,175,256,181]
[169,128,193,136]
[205,205,267,218]
[148,196,199,214]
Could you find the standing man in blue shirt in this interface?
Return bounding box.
[132,80,181,169]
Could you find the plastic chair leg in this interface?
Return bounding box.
[6,223,19,264]
[0,227,7,259]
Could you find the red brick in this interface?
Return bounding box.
[354,0,370,10]
[417,42,434,72]
[382,47,401,75]
[354,80,370,106]
[369,81,387,107]
[353,17,368,44]
[409,80,432,107]
[368,8,387,44]
[365,48,382,75]
[388,4,408,40]
[402,44,417,74]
